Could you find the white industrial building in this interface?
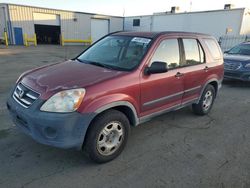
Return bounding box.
[125,6,250,39]
[1,3,250,45]
[0,3,123,45]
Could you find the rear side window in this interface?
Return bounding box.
[182,39,205,66]
[151,39,180,69]
[204,38,222,59]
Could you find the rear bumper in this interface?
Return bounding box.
[7,90,95,150]
[224,70,250,81]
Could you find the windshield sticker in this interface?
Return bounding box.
[131,37,151,44]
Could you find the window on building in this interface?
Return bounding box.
[151,39,180,69]
[133,19,140,26]
[182,39,205,66]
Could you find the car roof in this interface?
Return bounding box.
[112,31,211,39]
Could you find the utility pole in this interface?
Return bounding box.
[190,1,192,12]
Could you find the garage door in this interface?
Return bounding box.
[91,19,109,43]
[33,13,61,44]
[35,24,60,44]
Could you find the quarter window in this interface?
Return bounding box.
[151,39,180,69]
[182,39,205,66]
[204,38,222,59]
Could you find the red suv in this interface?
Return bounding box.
[7,32,224,163]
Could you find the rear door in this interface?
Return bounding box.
[140,37,184,117]
[179,38,208,104]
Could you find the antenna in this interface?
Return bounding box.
[190,1,192,12]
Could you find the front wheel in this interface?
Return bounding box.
[84,109,130,163]
[192,84,216,115]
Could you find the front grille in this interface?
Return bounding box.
[224,62,242,70]
[12,83,40,108]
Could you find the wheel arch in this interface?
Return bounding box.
[209,81,218,95]
[94,101,139,126]
[81,101,139,149]
[198,79,219,102]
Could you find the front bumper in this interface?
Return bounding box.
[224,70,250,81]
[7,89,95,150]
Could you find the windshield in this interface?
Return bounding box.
[227,43,250,56]
[77,36,152,71]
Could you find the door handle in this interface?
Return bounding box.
[175,72,184,78]
[204,66,209,71]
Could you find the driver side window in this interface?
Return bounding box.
[150,39,180,69]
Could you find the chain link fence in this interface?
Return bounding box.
[218,35,250,52]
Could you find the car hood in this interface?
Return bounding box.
[21,60,126,96]
[224,54,250,63]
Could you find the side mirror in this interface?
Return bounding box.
[145,61,168,75]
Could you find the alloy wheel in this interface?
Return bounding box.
[97,121,124,156]
[203,90,213,111]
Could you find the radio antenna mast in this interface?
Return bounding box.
[190,1,192,12]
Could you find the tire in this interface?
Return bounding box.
[84,109,130,163]
[192,84,216,115]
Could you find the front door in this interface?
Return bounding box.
[140,38,184,117]
[14,27,24,45]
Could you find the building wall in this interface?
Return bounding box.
[6,4,123,44]
[124,16,152,31]
[0,4,7,39]
[3,3,250,45]
[240,9,250,34]
[124,9,247,39]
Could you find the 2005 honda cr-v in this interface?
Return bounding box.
[7,31,224,163]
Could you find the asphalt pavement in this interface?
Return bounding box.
[0,45,250,188]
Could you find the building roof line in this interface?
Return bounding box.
[125,7,246,18]
[0,3,247,18]
[0,3,123,18]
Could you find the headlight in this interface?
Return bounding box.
[40,88,86,112]
[245,63,250,69]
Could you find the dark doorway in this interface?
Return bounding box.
[34,24,61,44]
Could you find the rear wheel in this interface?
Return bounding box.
[84,109,130,163]
[192,84,216,115]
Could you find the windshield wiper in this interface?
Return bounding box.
[227,52,238,55]
[88,61,115,70]
[75,58,85,63]
[76,59,128,71]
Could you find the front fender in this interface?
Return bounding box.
[78,94,140,124]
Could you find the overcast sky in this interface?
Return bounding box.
[0,0,250,16]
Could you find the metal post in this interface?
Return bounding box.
[4,31,8,47]
[34,34,37,46]
[24,34,28,46]
[61,34,64,46]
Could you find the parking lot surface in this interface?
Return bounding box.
[0,46,250,188]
